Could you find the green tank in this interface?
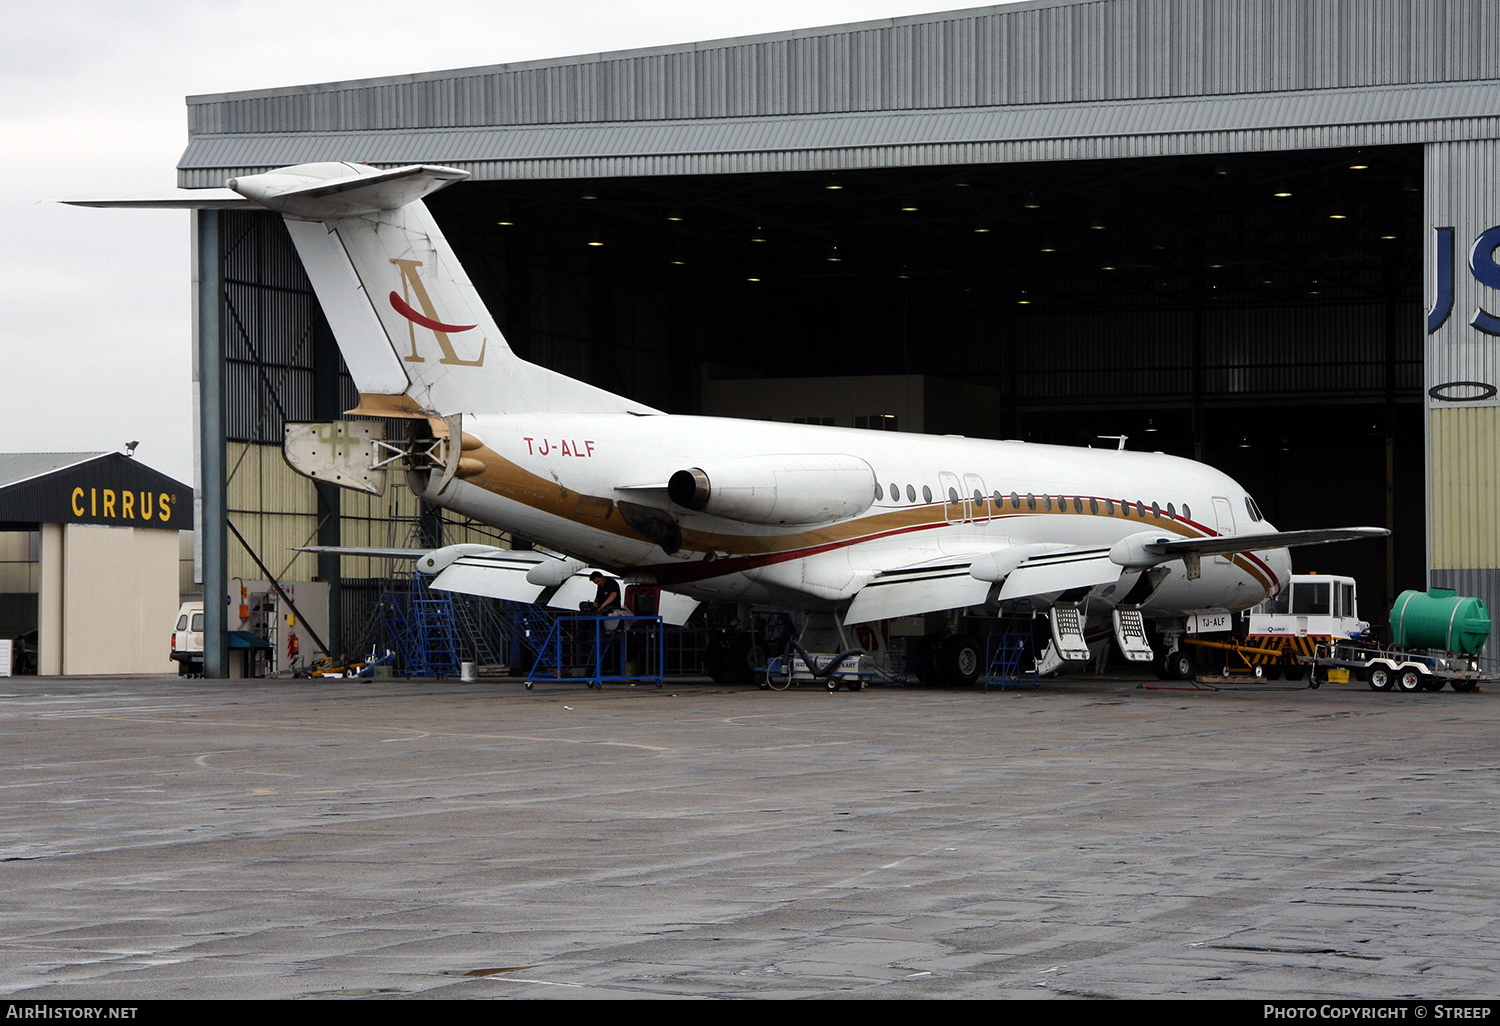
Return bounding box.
[1389,589,1492,655]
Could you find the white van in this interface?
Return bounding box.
[171,601,204,677]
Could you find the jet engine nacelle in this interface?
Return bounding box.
[667,454,876,527]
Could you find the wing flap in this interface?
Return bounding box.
[431,553,551,604]
[998,550,1123,601]
[845,557,993,625]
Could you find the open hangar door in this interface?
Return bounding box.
[427,144,1424,615]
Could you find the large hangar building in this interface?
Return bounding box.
[176,0,1500,674]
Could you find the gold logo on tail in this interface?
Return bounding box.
[389,258,487,366]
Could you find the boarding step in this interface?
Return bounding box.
[1049,603,1091,662]
[1112,606,1155,663]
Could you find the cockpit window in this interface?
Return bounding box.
[1246,495,1264,522]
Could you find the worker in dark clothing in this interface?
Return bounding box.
[588,571,622,615]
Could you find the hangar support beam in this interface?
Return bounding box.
[195,209,228,680]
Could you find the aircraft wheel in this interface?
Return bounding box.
[1368,666,1393,691]
[1396,668,1424,693]
[1151,650,1173,680]
[703,639,730,683]
[726,634,765,685]
[1165,649,1195,681]
[937,634,983,686]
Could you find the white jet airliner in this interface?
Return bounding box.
[75,162,1385,683]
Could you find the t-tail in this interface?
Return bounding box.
[226,162,655,419]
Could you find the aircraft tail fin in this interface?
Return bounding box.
[226,162,656,419]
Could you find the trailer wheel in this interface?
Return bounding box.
[1368,666,1393,691]
[1452,680,1477,693]
[1396,668,1424,693]
[1284,664,1306,682]
[825,677,840,692]
[1422,676,1446,692]
[1252,664,1265,679]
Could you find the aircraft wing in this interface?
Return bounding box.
[1108,526,1389,567]
[845,543,1121,624]
[430,551,701,625]
[297,545,429,559]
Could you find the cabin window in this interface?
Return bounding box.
[1167,502,1176,519]
[1073,497,1084,513]
[191,613,204,631]
[1042,495,1052,511]
[1136,501,1146,517]
[1105,498,1114,515]
[1011,491,1020,508]
[1291,580,1331,615]
[948,487,959,503]
[1026,494,1037,510]
[889,482,898,501]
[923,485,933,503]
[874,483,884,501]
[1151,501,1161,518]
[973,489,984,504]
[1089,498,1099,514]
[905,484,916,502]
[992,490,1003,505]
[1182,503,1191,520]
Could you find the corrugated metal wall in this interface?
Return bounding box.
[1424,136,1500,621]
[187,0,1500,136]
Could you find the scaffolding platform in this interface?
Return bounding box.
[525,615,665,689]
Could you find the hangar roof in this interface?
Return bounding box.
[0,453,111,491]
[0,453,191,531]
[179,0,1500,185]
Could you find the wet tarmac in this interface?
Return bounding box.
[0,674,1495,999]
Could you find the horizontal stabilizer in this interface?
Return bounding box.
[228,163,469,219]
[63,190,252,210]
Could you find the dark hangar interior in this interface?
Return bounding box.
[429,145,1424,611]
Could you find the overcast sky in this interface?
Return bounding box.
[2,1,1012,484]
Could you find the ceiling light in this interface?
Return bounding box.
[1274,190,1292,198]
[1023,193,1040,209]
[750,227,767,242]
[900,202,919,212]
[973,222,990,233]
[1090,220,1106,230]
[666,207,684,222]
